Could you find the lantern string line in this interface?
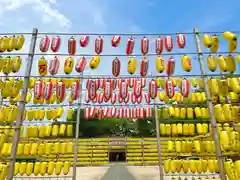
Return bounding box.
[0,52,239,57]
[1,31,240,36]
[1,73,239,79]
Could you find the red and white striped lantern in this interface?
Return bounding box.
[51,36,61,52]
[131,108,137,118]
[97,93,104,104]
[155,36,164,55]
[140,58,149,77]
[111,92,117,104]
[131,92,137,104]
[134,79,142,98]
[112,36,121,47]
[180,78,190,97]
[165,79,175,98]
[144,92,151,104]
[124,93,130,103]
[164,36,173,52]
[97,108,103,120]
[119,79,128,99]
[141,37,149,55]
[118,93,123,103]
[88,79,97,100]
[79,35,89,47]
[39,36,50,52]
[112,57,121,77]
[103,79,112,102]
[68,36,76,55]
[43,80,53,100]
[126,37,135,55]
[75,56,87,73]
[125,108,131,119]
[145,107,152,119]
[166,57,175,76]
[85,91,90,103]
[95,36,103,54]
[141,78,147,88]
[136,94,143,104]
[71,80,80,100]
[84,108,90,120]
[111,107,117,117]
[139,108,144,119]
[148,79,158,99]
[128,78,135,88]
[176,34,186,49]
[89,107,96,118]
[118,108,124,118]
[56,80,66,101]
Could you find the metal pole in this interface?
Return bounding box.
[7,28,38,180]
[193,28,226,180]
[154,105,164,180]
[72,73,83,180]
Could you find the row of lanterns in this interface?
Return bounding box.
[39,34,186,55]
[84,106,152,120]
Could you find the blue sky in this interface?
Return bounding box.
[0,0,239,122]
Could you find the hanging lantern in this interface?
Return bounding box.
[49,56,60,75]
[75,56,86,73]
[34,79,43,99]
[89,107,95,118]
[141,78,147,88]
[165,79,175,98]
[64,57,74,74]
[95,79,100,90]
[156,36,164,54]
[99,79,105,89]
[139,108,144,119]
[97,93,104,104]
[128,78,135,88]
[131,92,136,104]
[39,36,50,52]
[68,36,76,55]
[134,79,142,98]
[97,108,103,120]
[88,79,97,100]
[56,80,66,101]
[164,36,173,52]
[103,107,109,117]
[112,36,121,47]
[112,57,121,77]
[141,36,149,55]
[144,92,151,104]
[71,80,80,100]
[124,93,130,103]
[111,107,117,117]
[118,108,124,118]
[51,36,61,52]
[125,108,131,119]
[126,37,135,55]
[136,94,143,104]
[79,35,89,47]
[84,108,90,119]
[111,92,117,104]
[111,79,118,90]
[103,79,112,102]
[92,95,97,103]
[132,108,137,118]
[95,36,103,54]
[180,78,190,97]
[166,57,175,76]
[149,80,158,99]
[140,58,149,77]
[43,80,53,100]
[118,94,123,103]
[176,33,186,49]
[145,107,152,119]
[119,79,128,99]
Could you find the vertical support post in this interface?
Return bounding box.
[72,73,84,180]
[193,28,226,180]
[154,105,164,180]
[7,28,38,180]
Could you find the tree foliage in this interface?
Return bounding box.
[70,109,156,137]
